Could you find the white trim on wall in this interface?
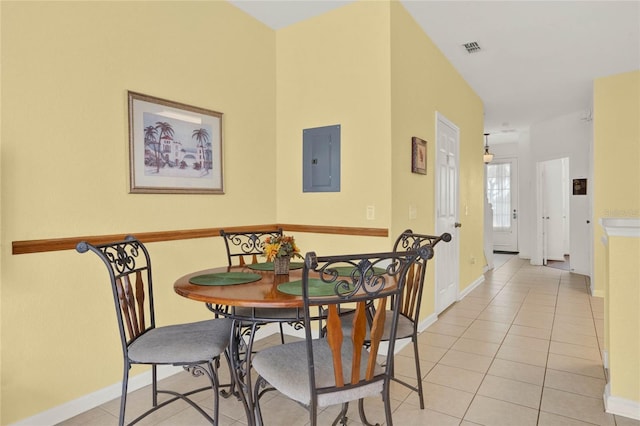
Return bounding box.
[604,384,640,421]
[10,365,183,426]
[11,326,280,426]
[458,275,485,301]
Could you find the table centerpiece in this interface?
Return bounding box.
[262,234,302,274]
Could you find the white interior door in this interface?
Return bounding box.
[435,113,459,314]
[487,159,519,252]
[537,158,568,263]
[570,182,591,275]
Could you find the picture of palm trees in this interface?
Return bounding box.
[128,91,223,194]
[142,112,214,179]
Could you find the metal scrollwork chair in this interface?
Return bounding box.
[77,236,232,425]
[339,229,451,409]
[219,228,300,344]
[252,247,433,426]
[220,228,283,267]
[387,229,451,408]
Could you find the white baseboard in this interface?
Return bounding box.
[458,275,485,301]
[11,364,183,426]
[417,313,438,333]
[10,326,282,426]
[604,383,640,421]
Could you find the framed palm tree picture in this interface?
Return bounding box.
[128,91,224,194]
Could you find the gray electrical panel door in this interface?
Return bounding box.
[303,124,340,192]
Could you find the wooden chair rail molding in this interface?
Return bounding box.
[12,224,389,255]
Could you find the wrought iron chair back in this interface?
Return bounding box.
[387,229,452,409]
[253,247,433,426]
[304,249,431,392]
[219,228,283,266]
[77,235,231,425]
[77,236,155,348]
[219,228,297,345]
[392,229,452,326]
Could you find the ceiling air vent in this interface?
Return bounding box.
[463,42,481,54]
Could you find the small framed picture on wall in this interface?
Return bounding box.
[573,178,587,195]
[411,136,427,175]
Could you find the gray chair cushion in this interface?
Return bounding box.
[252,339,383,407]
[340,311,415,340]
[128,319,231,364]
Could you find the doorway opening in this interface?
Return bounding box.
[536,157,570,266]
[487,158,519,253]
[546,255,571,271]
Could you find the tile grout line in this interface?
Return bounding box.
[457,256,531,422]
[536,273,562,425]
[409,257,519,422]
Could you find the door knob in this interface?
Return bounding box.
[454,222,462,228]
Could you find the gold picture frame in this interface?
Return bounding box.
[128,91,224,194]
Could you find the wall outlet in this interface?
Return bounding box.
[409,205,417,220]
[366,205,375,220]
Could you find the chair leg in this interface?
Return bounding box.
[279,323,286,344]
[152,364,158,407]
[332,402,349,426]
[309,401,319,426]
[119,363,130,426]
[208,361,221,424]
[357,399,381,426]
[412,335,424,409]
[383,391,393,426]
[220,348,237,399]
[253,375,266,426]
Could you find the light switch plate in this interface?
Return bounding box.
[366,206,375,220]
[409,205,417,220]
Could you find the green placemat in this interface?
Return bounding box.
[247,261,304,271]
[277,279,355,297]
[331,266,386,277]
[189,272,261,286]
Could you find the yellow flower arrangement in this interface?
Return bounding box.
[262,235,302,261]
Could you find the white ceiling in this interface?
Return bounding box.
[229,0,640,144]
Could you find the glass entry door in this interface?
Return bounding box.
[487,159,518,252]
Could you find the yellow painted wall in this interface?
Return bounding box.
[0,2,3,422]
[593,71,640,296]
[606,236,640,402]
[594,70,640,408]
[275,1,485,318]
[388,2,485,314]
[1,2,277,423]
[275,1,393,255]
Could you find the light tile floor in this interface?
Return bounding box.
[60,255,640,425]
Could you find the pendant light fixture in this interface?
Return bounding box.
[483,133,494,164]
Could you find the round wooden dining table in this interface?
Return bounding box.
[174,264,307,309]
[174,264,317,426]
